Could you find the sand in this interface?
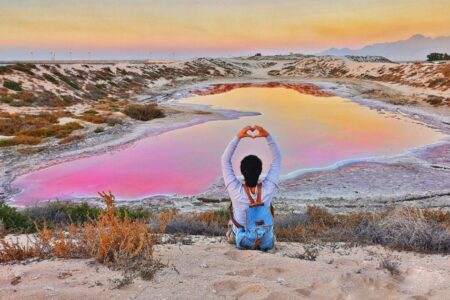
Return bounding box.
[1,235,449,299]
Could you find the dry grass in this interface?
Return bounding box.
[276,207,450,253]
[355,207,450,252]
[123,104,165,121]
[0,192,161,281]
[0,112,82,146]
[151,209,228,236]
[0,135,43,147]
[379,255,402,276]
[152,206,449,253]
[78,113,107,124]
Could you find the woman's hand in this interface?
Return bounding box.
[253,125,270,138]
[237,125,270,139]
[237,126,255,139]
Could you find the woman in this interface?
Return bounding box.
[221,125,282,250]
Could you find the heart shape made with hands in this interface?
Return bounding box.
[246,127,260,138]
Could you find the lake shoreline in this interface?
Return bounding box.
[1,77,449,211]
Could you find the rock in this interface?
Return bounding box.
[10,276,21,286]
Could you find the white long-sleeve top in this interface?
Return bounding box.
[221,135,282,226]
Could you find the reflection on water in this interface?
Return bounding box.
[12,87,445,205]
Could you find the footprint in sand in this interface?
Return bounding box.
[255,267,290,281]
[212,280,270,299]
[223,249,259,262]
[295,288,312,297]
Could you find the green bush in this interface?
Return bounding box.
[0,66,10,75]
[94,127,105,133]
[117,206,151,221]
[24,201,101,228]
[95,83,107,90]
[53,71,81,90]
[1,201,152,234]
[43,73,59,85]
[0,202,32,233]
[11,64,36,75]
[3,80,23,91]
[0,138,16,147]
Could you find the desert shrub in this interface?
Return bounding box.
[157,209,177,233]
[0,219,5,238]
[195,209,228,226]
[276,206,342,243]
[13,135,42,145]
[18,122,83,139]
[14,92,35,104]
[423,209,450,228]
[355,208,450,253]
[274,213,309,228]
[0,193,161,281]
[0,95,14,104]
[165,216,227,236]
[53,71,81,90]
[123,104,165,121]
[152,209,228,236]
[0,203,32,233]
[3,80,22,91]
[0,138,16,147]
[94,127,105,133]
[110,103,120,111]
[24,201,101,229]
[0,66,11,74]
[43,73,59,85]
[275,206,450,253]
[117,206,151,222]
[10,64,36,75]
[428,78,445,88]
[61,95,74,105]
[83,109,99,115]
[427,98,443,106]
[95,83,107,90]
[0,112,58,135]
[105,116,123,126]
[78,113,106,124]
[4,201,151,234]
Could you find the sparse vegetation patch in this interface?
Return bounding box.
[3,80,22,91]
[123,103,165,121]
[0,193,162,282]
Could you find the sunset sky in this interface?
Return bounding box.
[1,0,449,60]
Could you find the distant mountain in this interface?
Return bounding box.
[318,34,450,61]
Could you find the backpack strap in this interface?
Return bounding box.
[244,183,263,207]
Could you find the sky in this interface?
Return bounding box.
[0,0,449,60]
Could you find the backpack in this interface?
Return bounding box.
[229,183,275,251]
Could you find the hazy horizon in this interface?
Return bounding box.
[1,0,449,60]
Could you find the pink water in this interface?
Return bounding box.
[11,87,445,205]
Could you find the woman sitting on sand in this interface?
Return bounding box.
[221,125,282,250]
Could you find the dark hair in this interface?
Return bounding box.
[240,155,262,187]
